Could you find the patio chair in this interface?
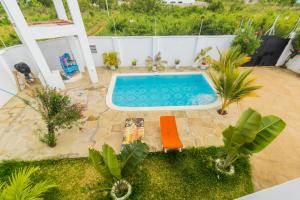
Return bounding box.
[59,53,79,76]
[160,116,183,153]
[122,118,144,147]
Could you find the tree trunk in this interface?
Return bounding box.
[47,124,56,147]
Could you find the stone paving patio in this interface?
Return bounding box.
[0,66,299,192]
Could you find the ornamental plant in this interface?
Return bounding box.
[36,88,84,147]
[194,47,212,69]
[216,108,286,175]
[0,167,57,199]
[103,51,120,70]
[89,141,149,199]
[231,24,261,55]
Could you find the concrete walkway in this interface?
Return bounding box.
[0,67,299,191]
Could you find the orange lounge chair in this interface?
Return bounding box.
[160,116,183,153]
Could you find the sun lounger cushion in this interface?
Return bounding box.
[122,118,144,145]
[160,116,183,150]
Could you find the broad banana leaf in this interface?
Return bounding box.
[120,141,149,178]
[101,144,121,179]
[223,108,262,153]
[240,115,286,153]
[89,148,113,180]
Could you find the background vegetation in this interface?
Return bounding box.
[0,0,299,47]
[0,147,253,200]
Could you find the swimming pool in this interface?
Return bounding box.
[106,72,219,111]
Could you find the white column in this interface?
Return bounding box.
[0,50,18,108]
[53,0,68,20]
[1,0,64,89]
[67,36,85,72]
[66,0,99,83]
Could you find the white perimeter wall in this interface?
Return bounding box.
[1,35,235,73]
[89,35,235,67]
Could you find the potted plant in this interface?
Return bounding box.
[89,141,149,200]
[174,59,180,69]
[145,52,166,72]
[145,56,154,71]
[215,108,285,175]
[36,88,84,147]
[153,52,167,71]
[103,52,120,70]
[131,58,137,67]
[194,47,212,70]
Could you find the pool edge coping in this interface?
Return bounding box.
[106,71,221,111]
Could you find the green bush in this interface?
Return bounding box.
[292,32,300,51]
[231,24,261,55]
[207,0,225,12]
[129,0,164,13]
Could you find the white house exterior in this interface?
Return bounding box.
[163,0,195,5]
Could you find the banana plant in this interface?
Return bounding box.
[89,141,149,199]
[218,108,286,172]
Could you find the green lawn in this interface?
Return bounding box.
[0,147,253,200]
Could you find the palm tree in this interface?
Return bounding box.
[210,47,251,72]
[209,63,261,115]
[0,167,57,199]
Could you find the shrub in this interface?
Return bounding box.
[129,0,164,13]
[36,88,84,147]
[292,32,300,51]
[207,0,224,12]
[231,24,261,55]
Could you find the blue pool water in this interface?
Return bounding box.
[112,74,218,107]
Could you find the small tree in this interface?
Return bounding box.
[0,167,57,198]
[36,88,84,147]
